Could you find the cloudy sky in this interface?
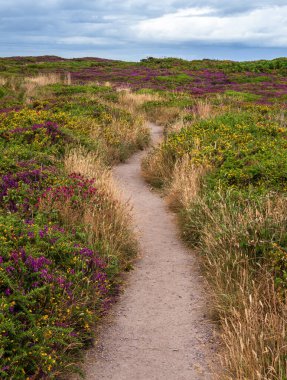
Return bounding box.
[0,0,287,61]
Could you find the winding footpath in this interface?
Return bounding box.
[81,123,219,379]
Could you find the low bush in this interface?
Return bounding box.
[0,83,141,378]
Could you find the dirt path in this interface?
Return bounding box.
[81,123,219,379]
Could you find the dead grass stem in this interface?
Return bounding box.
[64,148,137,262]
[39,147,137,268]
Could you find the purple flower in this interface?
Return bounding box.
[40,268,53,282]
[10,251,20,264]
[79,248,94,257]
[9,306,15,313]
[20,248,27,261]
[6,266,15,274]
[25,256,52,272]
[4,288,12,296]
[56,276,66,287]
[39,226,48,238]
[8,121,66,144]
[27,231,35,239]
[0,169,48,213]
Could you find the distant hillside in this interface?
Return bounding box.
[1,56,287,105]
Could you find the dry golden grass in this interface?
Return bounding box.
[164,100,217,135]
[73,91,151,161]
[165,116,185,134]
[186,193,287,379]
[144,140,287,378]
[192,100,214,120]
[275,111,287,128]
[0,77,6,86]
[99,115,150,162]
[64,148,137,262]
[117,89,182,126]
[149,106,182,127]
[221,271,287,380]
[167,155,206,210]
[141,146,175,187]
[66,72,72,85]
[118,90,162,114]
[23,73,71,100]
[25,73,62,86]
[39,147,137,268]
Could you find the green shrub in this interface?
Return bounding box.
[164,111,287,191]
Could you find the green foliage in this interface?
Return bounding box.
[164,111,287,191]
[233,75,271,84]
[0,86,7,99]
[0,82,143,378]
[156,74,193,84]
[0,213,109,378]
[224,90,261,101]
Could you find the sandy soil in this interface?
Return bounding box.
[79,123,219,380]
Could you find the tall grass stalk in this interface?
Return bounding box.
[64,148,137,266]
[167,157,287,379]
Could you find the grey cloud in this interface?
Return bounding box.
[0,0,286,60]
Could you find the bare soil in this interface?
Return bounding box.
[79,123,219,379]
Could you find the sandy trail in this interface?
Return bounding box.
[81,123,218,379]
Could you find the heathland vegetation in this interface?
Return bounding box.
[1,55,287,379]
[0,68,149,378]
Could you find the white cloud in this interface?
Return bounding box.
[1,0,287,59]
[133,5,287,47]
[171,7,216,17]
